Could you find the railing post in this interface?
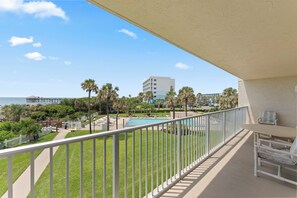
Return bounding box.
[234,109,237,134]
[242,107,246,125]
[19,134,22,145]
[223,112,226,143]
[113,133,120,198]
[177,121,181,180]
[206,115,210,155]
[8,156,13,198]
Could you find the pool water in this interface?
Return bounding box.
[125,117,204,127]
[125,118,171,127]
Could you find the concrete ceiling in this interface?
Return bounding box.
[88,0,297,80]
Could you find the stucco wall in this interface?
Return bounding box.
[238,76,297,127]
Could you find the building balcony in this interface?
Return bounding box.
[0,107,271,198]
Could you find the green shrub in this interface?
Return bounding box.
[0,122,12,132]
[0,130,15,142]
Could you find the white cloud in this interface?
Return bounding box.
[64,61,72,65]
[9,36,33,46]
[33,42,42,48]
[24,52,45,61]
[0,0,22,11]
[118,29,138,39]
[0,0,68,21]
[22,1,68,20]
[175,62,190,70]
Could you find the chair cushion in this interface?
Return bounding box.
[290,137,297,163]
[258,146,295,165]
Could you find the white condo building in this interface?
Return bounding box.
[142,76,175,101]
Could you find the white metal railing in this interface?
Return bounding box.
[0,107,247,198]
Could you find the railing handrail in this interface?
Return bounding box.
[0,106,247,158]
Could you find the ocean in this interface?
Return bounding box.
[0,97,65,106]
[0,97,28,106]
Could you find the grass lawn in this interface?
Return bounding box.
[33,128,224,197]
[0,132,59,196]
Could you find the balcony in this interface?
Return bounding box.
[0,107,252,198]
[162,130,297,198]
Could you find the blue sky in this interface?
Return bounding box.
[0,0,238,98]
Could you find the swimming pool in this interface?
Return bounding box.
[125,118,171,127]
[125,117,204,127]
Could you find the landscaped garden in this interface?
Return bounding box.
[0,132,58,196]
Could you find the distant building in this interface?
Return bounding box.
[143,76,175,101]
[202,93,220,98]
[202,93,220,106]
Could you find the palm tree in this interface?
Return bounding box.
[219,87,238,109]
[178,86,195,117]
[81,79,98,133]
[99,83,119,131]
[137,92,145,102]
[123,97,139,116]
[155,99,163,110]
[96,89,103,114]
[113,97,124,129]
[144,91,153,103]
[165,86,177,119]
[196,93,204,107]
[1,104,28,122]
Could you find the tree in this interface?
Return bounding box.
[219,87,238,109]
[99,83,119,131]
[178,86,195,117]
[1,104,28,122]
[210,95,219,106]
[142,102,155,116]
[165,87,177,119]
[123,97,139,116]
[113,97,125,129]
[81,79,98,133]
[19,119,42,141]
[155,99,163,110]
[196,93,204,107]
[74,98,88,112]
[144,91,153,103]
[137,92,145,102]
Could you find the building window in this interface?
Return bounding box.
[154,96,156,98]
[154,83,157,85]
[154,91,156,94]
[154,87,156,90]
[154,79,157,81]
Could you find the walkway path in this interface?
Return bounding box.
[2,129,71,198]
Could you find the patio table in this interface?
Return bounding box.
[243,124,296,138]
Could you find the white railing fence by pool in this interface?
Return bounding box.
[0,127,53,149]
[0,107,247,198]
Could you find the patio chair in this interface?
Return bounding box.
[255,137,297,185]
[258,111,278,125]
[257,111,280,144]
